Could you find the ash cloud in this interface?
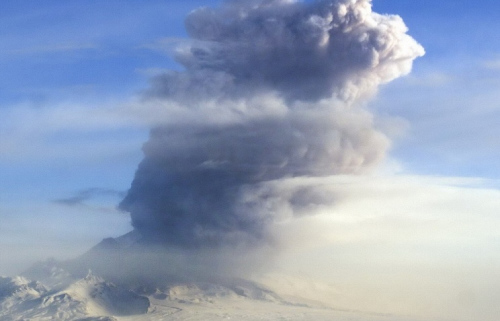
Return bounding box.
[120,0,423,250]
[149,0,421,102]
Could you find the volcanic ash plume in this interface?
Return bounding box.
[119,0,424,249]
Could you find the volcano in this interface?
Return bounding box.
[0,232,427,321]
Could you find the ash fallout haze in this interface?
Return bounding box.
[1,1,500,321]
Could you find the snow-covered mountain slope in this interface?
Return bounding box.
[0,271,148,321]
[1,269,426,321]
[1,233,429,321]
[0,276,48,314]
[60,272,149,317]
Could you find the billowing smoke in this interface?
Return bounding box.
[119,0,423,250]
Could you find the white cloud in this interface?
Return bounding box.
[0,100,148,163]
[269,174,500,321]
[399,71,453,87]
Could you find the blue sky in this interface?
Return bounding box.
[1,1,500,319]
[371,0,500,180]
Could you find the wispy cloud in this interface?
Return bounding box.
[0,100,147,164]
[0,43,97,56]
[482,59,500,70]
[54,188,126,207]
[399,71,453,87]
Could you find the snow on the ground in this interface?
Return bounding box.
[0,271,148,321]
[119,287,425,321]
[0,236,432,321]
[0,268,427,321]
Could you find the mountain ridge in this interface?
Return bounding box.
[2,232,426,321]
